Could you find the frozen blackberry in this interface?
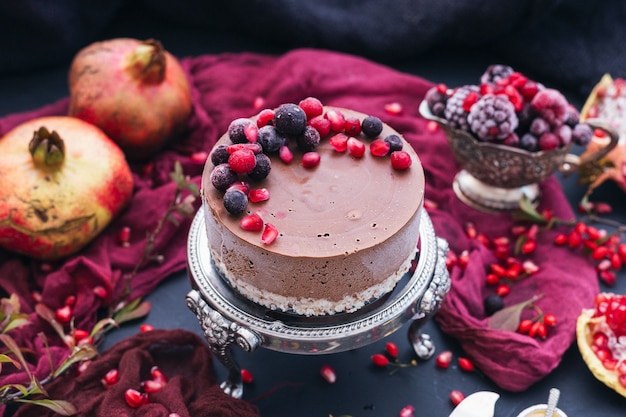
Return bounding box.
[210,144,230,165]
[383,134,403,152]
[529,117,550,137]
[295,125,321,151]
[223,188,248,215]
[274,103,307,136]
[484,294,504,316]
[520,133,539,152]
[361,116,383,138]
[444,86,479,131]
[480,64,514,85]
[564,105,580,127]
[467,94,519,141]
[257,125,286,154]
[228,118,254,144]
[248,153,271,180]
[210,163,238,191]
[572,123,594,146]
[425,85,448,117]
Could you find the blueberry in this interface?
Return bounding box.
[257,125,286,154]
[572,123,593,146]
[295,125,321,151]
[228,118,254,144]
[274,103,307,136]
[361,116,383,138]
[483,294,504,316]
[223,188,248,215]
[210,163,238,191]
[383,134,403,152]
[210,144,230,165]
[248,153,271,180]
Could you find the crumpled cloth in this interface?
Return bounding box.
[12,329,260,417]
[0,48,598,415]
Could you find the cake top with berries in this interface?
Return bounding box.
[202,101,425,257]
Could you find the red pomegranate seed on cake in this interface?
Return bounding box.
[261,223,279,245]
[240,213,264,231]
[390,151,412,170]
[384,102,403,115]
[299,97,324,119]
[369,139,390,157]
[227,143,263,154]
[256,108,275,128]
[227,181,251,194]
[325,108,346,132]
[435,350,452,369]
[329,133,349,152]
[279,145,294,164]
[244,123,259,143]
[249,188,270,203]
[449,390,466,406]
[301,152,321,168]
[309,115,331,137]
[347,137,366,158]
[320,364,337,383]
[344,116,362,135]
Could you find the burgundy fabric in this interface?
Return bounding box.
[12,329,260,417]
[0,48,598,414]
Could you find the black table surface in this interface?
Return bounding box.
[2,8,626,417]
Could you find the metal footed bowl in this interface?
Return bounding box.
[418,100,619,211]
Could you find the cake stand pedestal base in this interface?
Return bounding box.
[186,209,450,399]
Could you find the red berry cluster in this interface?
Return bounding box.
[370,341,417,374]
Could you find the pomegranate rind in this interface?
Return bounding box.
[576,308,626,398]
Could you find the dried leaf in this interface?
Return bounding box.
[35,304,66,341]
[512,196,548,224]
[0,334,33,381]
[113,299,151,325]
[16,398,77,416]
[488,294,543,331]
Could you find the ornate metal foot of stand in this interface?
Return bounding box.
[186,210,450,398]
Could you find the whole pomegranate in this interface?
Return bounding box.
[68,38,192,160]
[0,116,134,260]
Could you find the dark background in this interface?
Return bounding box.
[1,2,626,416]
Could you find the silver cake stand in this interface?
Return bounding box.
[186,209,450,399]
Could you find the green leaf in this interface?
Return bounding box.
[90,318,118,338]
[488,294,543,331]
[53,345,98,378]
[113,300,151,325]
[16,398,77,416]
[34,304,67,342]
[512,196,548,224]
[0,334,33,381]
[3,318,30,334]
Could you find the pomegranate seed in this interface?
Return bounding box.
[399,405,415,417]
[423,198,438,210]
[261,223,279,245]
[253,96,265,110]
[150,366,168,384]
[55,305,72,323]
[594,202,613,214]
[390,151,412,170]
[384,102,403,115]
[435,350,452,369]
[485,273,500,286]
[496,285,510,297]
[457,357,475,372]
[320,364,337,383]
[298,97,324,119]
[464,222,477,239]
[522,260,540,274]
[426,120,439,132]
[435,83,448,94]
[553,233,568,246]
[64,295,76,307]
[243,123,259,143]
[116,226,131,247]
[101,369,120,387]
[301,151,321,168]
[449,390,466,406]
[347,137,366,158]
[309,115,331,137]
[93,286,108,299]
[520,239,537,254]
[77,360,91,375]
[139,324,154,332]
[227,143,262,154]
[457,250,470,269]
[227,181,250,194]
[240,213,264,231]
[518,319,533,334]
[324,133,348,155]
[385,342,399,358]
[249,188,270,203]
[371,353,390,367]
[256,108,275,128]
[543,314,557,327]
[476,233,491,247]
[344,116,362,135]
[141,379,164,393]
[325,108,346,132]
[510,225,527,237]
[618,374,626,389]
[40,263,53,272]
[190,151,208,165]
[73,329,90,342]
[279,145,294,164]
[596,258,612,272]
[369,139,390,157]
[125,388,149,408]
[445,250,457,270]
[599,270,616,286]
[241,368,254,384]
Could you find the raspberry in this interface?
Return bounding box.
[538,132,560,151]
[531,88,569,127]
[247,153,271,180]
[228,118,255,144]
[480,64,514,85]
[361,116,383,138]
[425,85,448,117]
[274,103,307,136]
[228,149,257,174]
[295,125,321,151]
[467,94,519,141]
[383,134,403,152]
[572,123,594,146]
[444,86,479,131]
[223,188,248,215]
[210,163,238,191]
[210,144,230,165]
[529,117,550,136]
[257,125,286,154]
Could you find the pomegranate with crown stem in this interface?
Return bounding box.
[68,38,192,160]
[0,116,133,260]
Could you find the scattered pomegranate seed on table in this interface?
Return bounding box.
[241,368,254,384]
[320,364,337,384]
[449,390,466,406]
[435,350,452,369]
[399,404,415,417]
